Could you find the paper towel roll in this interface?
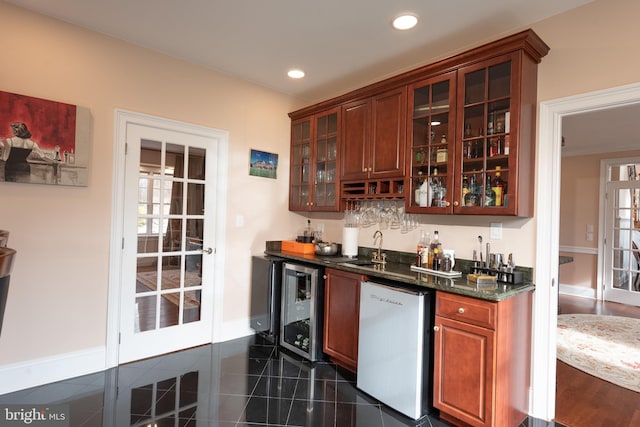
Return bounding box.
[342,227,359,257]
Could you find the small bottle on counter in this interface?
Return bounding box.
[429,230,443,270]
[416,231,430,267]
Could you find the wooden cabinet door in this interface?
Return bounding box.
[406,71,457,214]
[433,315,495,427]
[313,107,341,211]
[341,99,371,181]
[289,116,313,211]
[323,268,365,372]
[370,87,407,179]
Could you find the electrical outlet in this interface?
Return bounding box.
[490,222,503,240]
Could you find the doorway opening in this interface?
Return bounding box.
[532,82,640,421]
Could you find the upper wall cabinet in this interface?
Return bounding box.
[289,107,341,212]
[289,29,549,215]
[342,87,407,181]
[451,51,538,216]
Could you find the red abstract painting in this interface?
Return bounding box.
[0,91,76,156]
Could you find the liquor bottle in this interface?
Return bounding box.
[464,175,480,206]
[487,111,495,135]
[429,230,443,271]
[484,175,496,207]
[492,166,506,207]
[461,175,470,202]
[418,178,430,207]
[417,231,430,267]
[430,168,444,207]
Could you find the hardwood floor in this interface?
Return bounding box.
[555,294,640,427]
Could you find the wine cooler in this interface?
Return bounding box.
[280,262,324,361]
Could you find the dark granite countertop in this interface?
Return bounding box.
[264,243,534,302]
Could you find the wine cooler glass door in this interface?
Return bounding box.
[281,263,321,361]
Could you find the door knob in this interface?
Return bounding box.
[434,326,440,332]
[201,247,214,255]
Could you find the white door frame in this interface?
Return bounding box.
[106,109,228,368]
[532,82,640,420]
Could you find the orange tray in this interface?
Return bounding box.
[281,240,315,254]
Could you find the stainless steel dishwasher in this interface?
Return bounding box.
[357,280,436,420]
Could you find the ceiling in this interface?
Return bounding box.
[562,103,640,157]
[8,0,636,156]
[6,0,593,103]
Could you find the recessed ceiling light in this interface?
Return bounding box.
[287,69,305,79]
[393,14,418,30]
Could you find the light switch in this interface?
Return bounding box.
[490,222,503,240]
[586,224,594,233]
[235,215,245,227]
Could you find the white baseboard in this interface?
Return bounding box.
[216,318,255,343]
[559,245,598,255]
[559,283,596,299]
[0,346,106,395]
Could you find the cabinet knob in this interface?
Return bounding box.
[362,168,367,172]
[458,307,465,314]
[445,201,451,207]
[434,326,440,332]
[453,201,459,207]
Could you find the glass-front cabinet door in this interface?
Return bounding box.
[289,108,340,212]
[455,53,520,215]
[407,71,457,213]
[289,117,312,210]
[314,108,340,210]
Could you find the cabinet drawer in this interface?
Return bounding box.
[436,292,496,330]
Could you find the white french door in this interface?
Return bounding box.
[118,122,218,363]
[603,161,640,306]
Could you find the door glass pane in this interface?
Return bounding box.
[186,183,204,215]
[488,61,511,100]
[136,295,157,332]
[184,291,201,324]
[188,147,206,180]
[464,69,485,104]
[160,297,180,327]
[168,143,186,179]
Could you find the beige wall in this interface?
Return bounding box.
[1,0,640,385]
[0,2,303,366]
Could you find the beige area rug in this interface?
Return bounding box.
[136,269,201,309]
[557,314,640,393]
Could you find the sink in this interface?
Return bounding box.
[339,259,376,267]
[0,247,16,278]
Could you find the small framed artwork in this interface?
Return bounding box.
[249,149,278,179]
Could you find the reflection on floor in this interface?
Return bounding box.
[0,335,562,426]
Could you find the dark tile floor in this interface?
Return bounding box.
[0,335,564,426]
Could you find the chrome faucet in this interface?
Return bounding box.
[372,230,386,265]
